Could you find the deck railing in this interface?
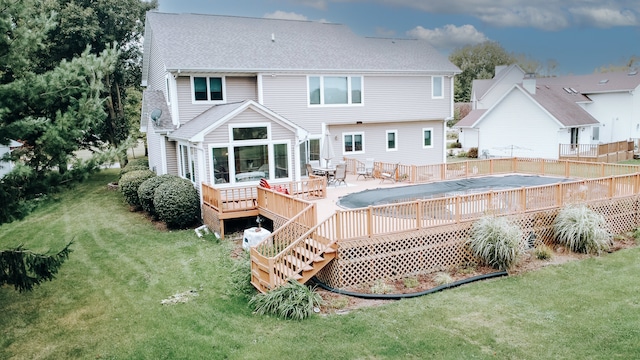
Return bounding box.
[559,140,634,163]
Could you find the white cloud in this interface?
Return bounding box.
[264,11,309,21]
[570,7,638,28]
[407,24,489,51]
[334,0,640,30]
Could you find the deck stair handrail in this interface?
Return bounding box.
[250,198,337,293]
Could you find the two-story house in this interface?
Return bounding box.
[141,12,460,191]
[456,64,640,159]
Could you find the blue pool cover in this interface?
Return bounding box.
[337,175,574,209]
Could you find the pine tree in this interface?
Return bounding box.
[0,242,73,292]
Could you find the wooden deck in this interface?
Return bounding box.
[201,158,640,292]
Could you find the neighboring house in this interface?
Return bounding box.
[456,65,640,159]
[0,140,22,178]
[140,12,460,194]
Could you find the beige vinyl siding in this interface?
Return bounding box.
[145,36,168,92]
[261,74,452,134]
[175,76,258,124]
[165,140,178,175]
[146,122,164,174]
[329,121,444,165]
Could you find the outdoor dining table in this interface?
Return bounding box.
[312,166,336,179]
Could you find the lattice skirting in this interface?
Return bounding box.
[202,205,220,236]
[316,196,639,289]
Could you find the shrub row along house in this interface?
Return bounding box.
[140,12,460,204]
[455,64,640,160]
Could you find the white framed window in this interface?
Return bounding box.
[178,144,196,182]
[422,128,433,148]
[386,130,397,151]
[211,123,291,184]
[308,75,363,106]
[343,132,364,154]
[592,127,600,141]
[432,76,443,99]
[191,76,226,103]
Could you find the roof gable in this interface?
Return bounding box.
[145,12,460,74]
[168,100,307,142]
[458,84,598,128]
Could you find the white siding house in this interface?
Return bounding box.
[457,65,640,159]
[140,12,460,195]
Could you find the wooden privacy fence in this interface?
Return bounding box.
[558,140,634,163]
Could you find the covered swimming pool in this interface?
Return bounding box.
[337,175,575,209]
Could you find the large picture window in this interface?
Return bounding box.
[343,132,364,154]
[308,76,362,105]
[193,76,224,102]
[211,123,291,184]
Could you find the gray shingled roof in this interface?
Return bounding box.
[527,85,598,127]
[168,101,248,141]
[145,12,460,74]
[141,90,175,132]
[456,84,598,128]
[538,70,640,93]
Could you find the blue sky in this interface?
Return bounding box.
[156,0,639,75]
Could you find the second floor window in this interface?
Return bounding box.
[193,76,224,102]
[309,76,362,105]
[432,76,443,99]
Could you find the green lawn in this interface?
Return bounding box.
[2,169,640,359]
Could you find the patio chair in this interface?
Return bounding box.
[328,163,347,186]
[356,158,375,180]
[380,163,399,183]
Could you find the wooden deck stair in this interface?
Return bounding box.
[250,237,337,293]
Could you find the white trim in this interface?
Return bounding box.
[422,127,434,149]
[190,75,227,104]
[385,129,398,151]
[257,74,264,104]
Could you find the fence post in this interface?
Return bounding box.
[367,206,373,238]
[411,165,417,183]
[556,183,563,207]
[415,200,422,230]
[520,187,527,213]
[335,210,342,241]
[455,196,461,223]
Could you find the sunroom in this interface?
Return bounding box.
[168,100,308,188]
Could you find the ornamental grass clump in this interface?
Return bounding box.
[250,279,322,320]
[553,205,611,254]
[468,216,523,271]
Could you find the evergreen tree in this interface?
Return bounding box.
[0,242,73,292]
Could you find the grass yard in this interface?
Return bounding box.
[2,169,640,359]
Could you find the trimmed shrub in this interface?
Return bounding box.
[468,147,479,158]
[127,158,149,167]
[120,165,149,176]
[553,205,611,254]
[138,174,180,217]
[119,170,155,208]
[468,215,523,271]
[153,178,200,229]
[249,279,322,320]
